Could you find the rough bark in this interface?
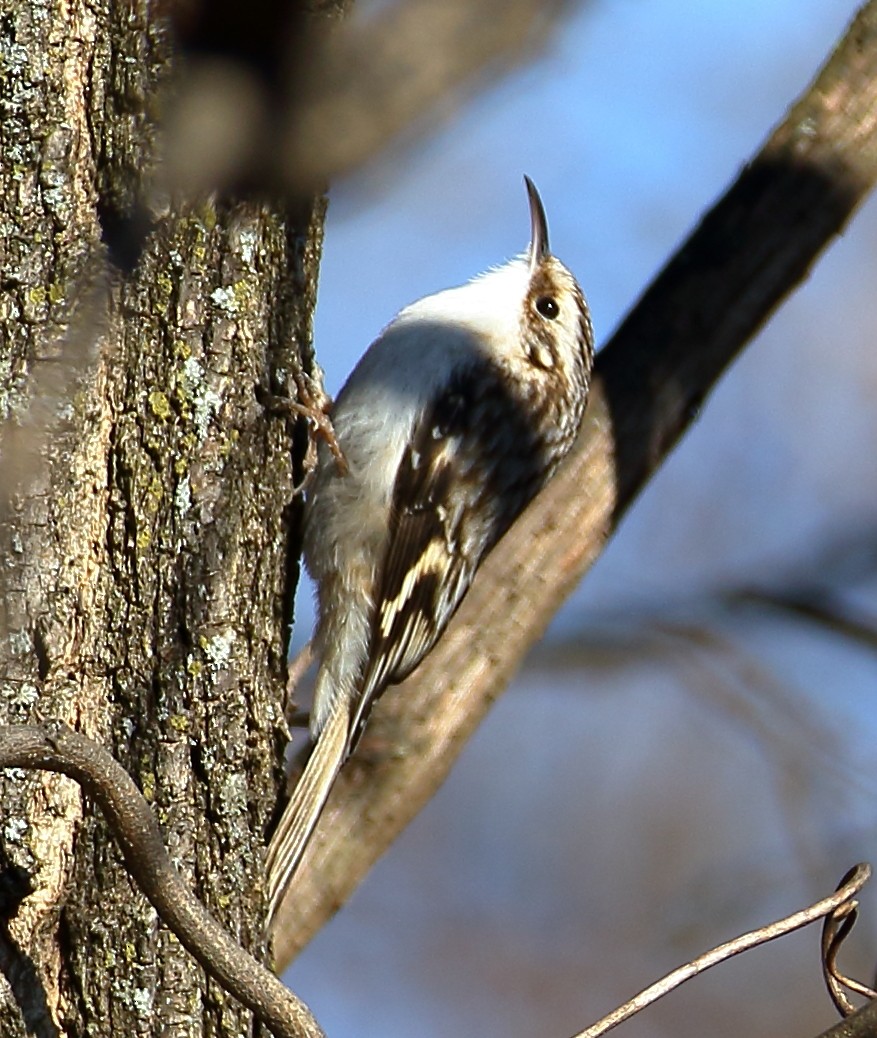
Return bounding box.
[0,2,322,1034]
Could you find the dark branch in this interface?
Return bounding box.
[814,998,877,1038]
[0,724,324,1038]
[162,0,577,198]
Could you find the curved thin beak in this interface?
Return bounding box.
[524,175,550,271]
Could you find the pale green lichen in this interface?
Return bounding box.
[222,771,247,814]
[210,285,237,312]
[156,272,173,299]
[9,630,32,655]
[179,355,222,441]
[168,713,189,733]
[174,474,191,516]
[4,817,27,842]
[131,987,153,1017]
[204,629,235,674]
[194,388,222,440]
[142,473,164,515]
[3,681,39,710]
[148,389,171,420]
[238,227,258,265]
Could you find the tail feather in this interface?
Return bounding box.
[266,701,349,920]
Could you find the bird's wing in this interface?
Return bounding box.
[349,363,544,745]
[353,379,478,733]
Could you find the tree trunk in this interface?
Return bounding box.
[0,3,321,1034]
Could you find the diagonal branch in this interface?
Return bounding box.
[0,725,323,1038]
[271,0,877,965]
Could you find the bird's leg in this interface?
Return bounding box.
[260,363,349,494]
[288,364,349,478]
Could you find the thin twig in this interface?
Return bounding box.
[822,903,861,1016]
[728,588,877,653]
[822,866,877,1015]
[0,724,324,1038]
[571,864,871,1038]
[163,0,577,196]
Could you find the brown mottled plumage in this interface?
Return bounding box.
[266,178,594,920]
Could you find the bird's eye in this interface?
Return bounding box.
[535,296,559,319]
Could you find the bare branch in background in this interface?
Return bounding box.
[163,0,579,198]
[573,864,871,1038]
[728,587,877,651]
[270,0,877,964]
[281,0,576,187]
[541,523,877,660]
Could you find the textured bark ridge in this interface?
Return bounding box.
[0,2,322,1034]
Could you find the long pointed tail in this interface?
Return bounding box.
[266,701,349,920]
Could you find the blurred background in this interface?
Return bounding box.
[288,2,877,1035]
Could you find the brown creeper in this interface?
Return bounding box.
[266,178,594,917]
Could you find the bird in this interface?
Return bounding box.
[266,177,594,919]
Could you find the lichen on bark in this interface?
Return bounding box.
[0,1,322,1034]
